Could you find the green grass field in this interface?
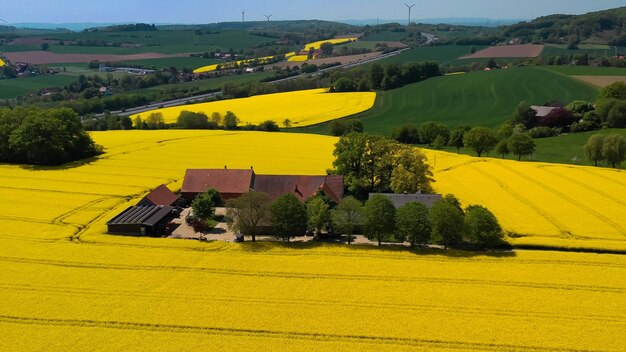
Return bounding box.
[133,71,274,94]
[41,30,274,55]
[298,66,598,135]
[110,57,220,70]
[436,128,626,167]
[373,45,485,66]
[0,74,77,99]
[541,44,625,58]
[539,65,626,76]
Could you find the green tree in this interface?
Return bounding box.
[331,196,363,244]
[320,42,334,56]
[6,107,101,165]
[597,81,626,100]
[271,193,307,241]
[395,202,431,247]
[41,43,49,51]
[391,124,419,144]
[306,197,330,237]
[364,195,396,246]
[225,191,272,242]
[133,116,143,129]
[607,100,626,128]
[464,127,498,157]
[495,139,510,158]
[210,112,223,126]
[177,110,209,129]
[584,134,606,167]
[602,134,626,168]
[390,147,434,194]
[433,135,445,150]
[223,111,240,130]
[282,119,292,129]
[257,120,279,132]
[464,205,503,249]
[191,191,216,222]
[510,101,537,129]
[145,112,165,129]
[331,77,357,92]
[370,63,384,89]
[449,127,470,153]
[429,199,464,249]
[419,122,450,146]
[508,133,536,161]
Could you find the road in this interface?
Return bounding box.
[95,47,411,118]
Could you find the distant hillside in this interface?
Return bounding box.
[503,7,626,46]
[161,20,356,33]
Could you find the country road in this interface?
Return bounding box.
[95,47,410,118]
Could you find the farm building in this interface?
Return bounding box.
[137,184,178,207]
[369,193,442,208]
[182,168,255,201]
[531,105,561,118]
[182,168,344,202]
[107,205,175,236]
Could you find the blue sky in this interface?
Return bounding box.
[3,0,625,24]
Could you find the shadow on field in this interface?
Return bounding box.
[237,241,517,258]
[18,156,101,171]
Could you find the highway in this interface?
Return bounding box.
[95,47,411,117]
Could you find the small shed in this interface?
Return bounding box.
[369,193,442,208]
[137,184,178,207]
[107,205,174,236]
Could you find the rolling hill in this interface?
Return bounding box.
[299,66,599,135]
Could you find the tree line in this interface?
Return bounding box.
[193,188,504,250]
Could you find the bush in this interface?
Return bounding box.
[256,120,279,132]
[392,124,420,144]
[191,192,216,221]
[177,110,210,129]
[529,126,558,139]
[329,120,364,136]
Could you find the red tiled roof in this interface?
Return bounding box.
[253,175,344,202]
[182,169,254,194]
[141,184,178,206]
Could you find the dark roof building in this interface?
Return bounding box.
[531,105,560,118]
[369,193,442,208]
[137,184,178,207]
[254,175,344,202]
[107,205,174,236]
[181,168,255,201]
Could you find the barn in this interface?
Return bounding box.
[107,205,174,236]
[137,184,178,207]
[181,168,344,203]
[181,168,255,202]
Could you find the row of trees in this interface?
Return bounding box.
[203,189,505,250]
[0,107,102,165]
[329,61,441,93]
[392,122,537,160]
[130,110,290,132]
[584,134,626,168]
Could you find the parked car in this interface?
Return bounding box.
[185,209,195,225]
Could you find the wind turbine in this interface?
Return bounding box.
[404,3,415,26]
[265,14,273,22]
[241,10,246,31]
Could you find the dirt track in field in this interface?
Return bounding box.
[573,75,626,87]
[460,45,544,59]
[3,51,191,65]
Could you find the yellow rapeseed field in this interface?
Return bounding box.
[193,55,278,73]
[0,57,5,67]
[287,55,309,62]
[304,37,358,50]
[1,130,625,351]
[132,89,376,127]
